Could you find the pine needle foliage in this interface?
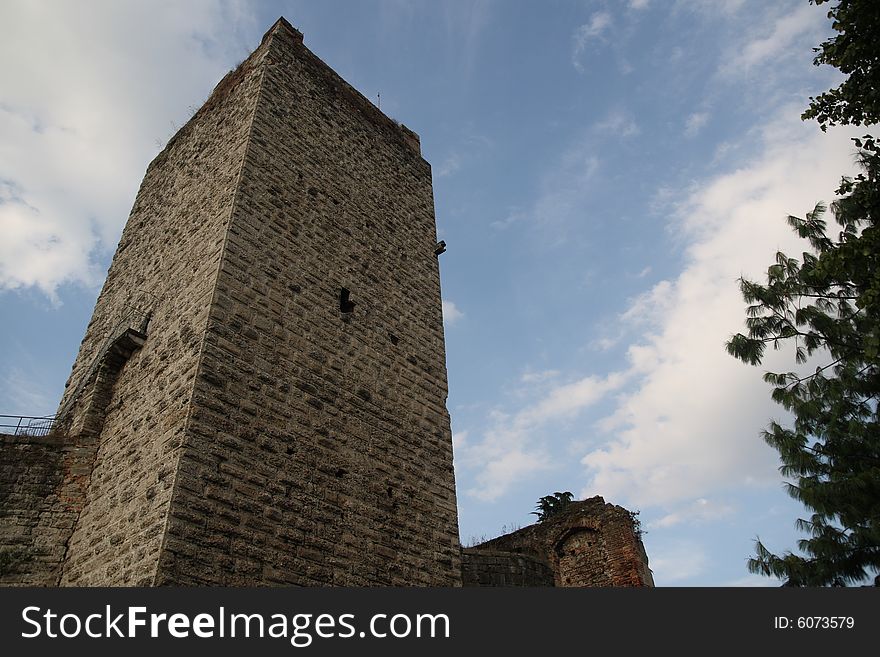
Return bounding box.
[532,491,575,522]
[726,0,880,586]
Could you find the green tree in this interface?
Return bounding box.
[726,0,880,586]
[801,0,880,130]
[532,491,574,522]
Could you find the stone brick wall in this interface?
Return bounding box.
[461,549,555,587]
[473,497,654,587]
[56,30,270,585]
[35,17,461,586]
[0,434,96,586]
[154,19,461,586]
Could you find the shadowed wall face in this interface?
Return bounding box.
[53,41,270,586]
[461,549,555,587]
[0,434,96,586]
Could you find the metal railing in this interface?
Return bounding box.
[0,414,56,437]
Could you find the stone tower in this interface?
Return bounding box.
[51,18,461,585]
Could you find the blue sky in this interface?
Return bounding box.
[0,1,868,586]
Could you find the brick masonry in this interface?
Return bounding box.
[53,29,268,586]
[461,549,555,587]
[0,434,96,585]
[469,497,654,587]
[153,18,461,586]
[0,18,651,588]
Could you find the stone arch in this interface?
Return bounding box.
[553,526,612,587]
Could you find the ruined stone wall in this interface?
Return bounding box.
[474,497,653,587]
[461,549,555,587]
[56,40,270,585]
[0,434,96,586]
[155,20,461,586]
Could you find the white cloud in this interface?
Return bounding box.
[580,108,862,510]
[684,111,709,138]
[572,12,612,71]
[724,573,784,587]
[591,336,620,352]
[677,0,746,17]
[619,279,674,330]
[437,153,462,177]
[520,372,629,427]
[647,497,735,530]
[491,208,526,231]
[436,131,491,180]
[459,372,627,501]
[722,4,819,75]
[442,0,492,78]
[469,448,554,503]
[629,0,651,10]
[593,109,640,138]
[0,1,255,299]
[649,539,709,584]
[442,299,464,326]
[520,370,560,384]
[528,135,600,241]
[0,366,53,415]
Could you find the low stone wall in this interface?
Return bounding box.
[461,548,555,587]
[0,433,96,586]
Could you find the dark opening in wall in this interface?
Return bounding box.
[339,287,355,314]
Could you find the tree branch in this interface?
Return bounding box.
[780,357,845,390]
